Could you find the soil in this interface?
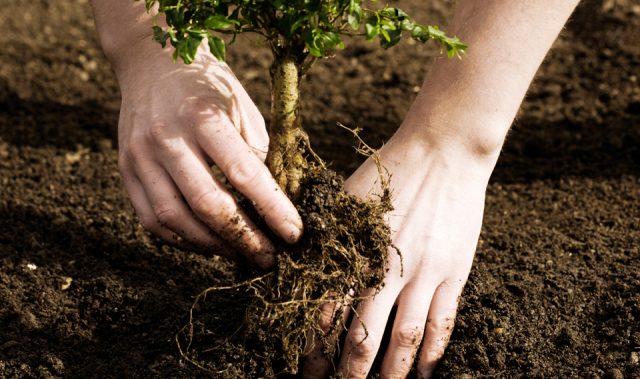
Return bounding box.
[0,0,638,378]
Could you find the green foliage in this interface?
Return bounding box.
[142,0,466,63]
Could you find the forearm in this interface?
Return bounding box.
[91,0,164,74]
[402,0,579,167]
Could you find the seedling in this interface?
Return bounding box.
[141,0,466,375]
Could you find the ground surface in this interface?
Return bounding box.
[1,0,639,378]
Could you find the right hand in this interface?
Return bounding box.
[112,41,302,268]
[302,124,491,378]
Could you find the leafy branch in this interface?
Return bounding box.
[143,0,466,64]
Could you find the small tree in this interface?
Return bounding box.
[141,0,466,374]
[144,0,465,197]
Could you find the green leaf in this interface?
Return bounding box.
[427,25,446,39]
[304,28,344,58]
[176,35,202,64]
[411,25,429,43]
[380,26,401,48]
[378,7,396,19]
[365,15,380,41]
[399,18,414,31]
[379,25,390,42]
[347,0,362,29]
[304,29,321,57]
[205,14,237,30]
[208,34,226,61]
[152,25,169,48]
[290,15,311,34]
[145,0,155,11]
[322,31,344,49]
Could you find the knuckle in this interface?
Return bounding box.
[225,158,261,188]
[191,189,227,220]
[346,330,377,359]
[249,138,269,162]
[154,206,178,227]
[146,123,169,144]
[145,124,182,156]
[184,97,212,116]
[394,324,424,348]
[138,213,158,232]
[187,100,227,125]
[117,152,129,174]
[125,142,148,169]
[423,347,446,364]
[426,315,456,335]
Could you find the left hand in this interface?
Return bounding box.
[303,126,493,378]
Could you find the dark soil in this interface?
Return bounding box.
[1,0,638,378]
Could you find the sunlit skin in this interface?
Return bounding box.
[92,1,304,269]
[91,0,579,377]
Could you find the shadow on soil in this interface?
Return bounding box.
[0,79,117,151]
[492,116,640,183]
[0,203,232,378]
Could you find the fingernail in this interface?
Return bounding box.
[283,219,303,243]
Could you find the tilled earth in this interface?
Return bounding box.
[0,0,638,378]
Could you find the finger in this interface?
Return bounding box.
[337,287,399,379]
[215,63,270,162]
[240,112,269,162]
[303,301,349,379]
[234,88,269,162]
[119,163,189,248]
[416,280,464,378]
[149,137,275,268]
[379,281,436,379]
[194,114,303,243]
[129,156,236,259]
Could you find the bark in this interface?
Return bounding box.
[266,55,309,198]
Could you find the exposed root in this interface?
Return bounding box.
[177,136,394,377]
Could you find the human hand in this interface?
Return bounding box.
[112,41,302,268]
[303,127,493,378]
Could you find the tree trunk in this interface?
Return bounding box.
[266,55,309,198]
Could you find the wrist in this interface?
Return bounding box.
[388,121,502,186]
[395,102,510,174]
[406,107,508,154]
[91,0,164,80]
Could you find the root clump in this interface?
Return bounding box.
[178,165,393,377]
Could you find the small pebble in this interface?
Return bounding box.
[60,277,73,291]
[630,351,639,365]
[78,70,90,82]
[97,138,112,152]
[26,263,37,270]
[0,142,8,158]
[23,310,39,329]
